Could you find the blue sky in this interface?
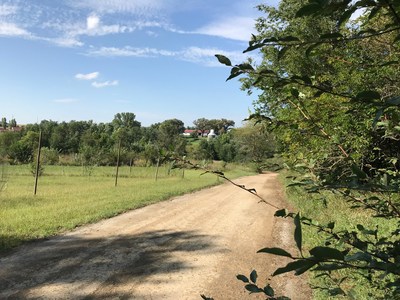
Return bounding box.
[0,0,278,127]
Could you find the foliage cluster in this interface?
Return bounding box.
[0,113,276,171]
[216,0,400,298]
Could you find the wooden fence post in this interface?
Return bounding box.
[34,131,42,195]
[115,139,121,187]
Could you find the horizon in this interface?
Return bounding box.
[0,1,278,128]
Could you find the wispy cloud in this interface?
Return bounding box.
[86,45,249,67]
[0,22,30,37]
[67,0,165,15]
[53,98,78,103]
[195,16,255,42]
[75,72,99,80]
[181,47,249,67]
[87,46,176,58]
[0,4,18,16]
[92,80,119,88]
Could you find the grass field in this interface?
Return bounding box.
[0,163,255,253]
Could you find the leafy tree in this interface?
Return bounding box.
[9,118,16,128]
[1,117,7,129]
[209,118,235,134]
[0,131,19,159]
[233,121,276,163]
[193,118,210,136]
[112,113,141,151]
[157,119,186,156]
[216,0,400,298]
[112,112,141,129]
[194,118,235,135]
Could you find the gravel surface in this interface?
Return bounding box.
[0,173,311,299]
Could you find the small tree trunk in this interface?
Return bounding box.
[115,139,121,187]
[34,131,42,195]
[155,158,160,181]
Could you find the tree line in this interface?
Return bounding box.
[0,113,275,167]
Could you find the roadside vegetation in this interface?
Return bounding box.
[216,0,400,299]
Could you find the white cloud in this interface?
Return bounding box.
[87,13,100,30]
[50,36,83,47]
[195,16,255,42]
[87,46,176,57]
[75,72,99,80]
[92,80,119,88]
[0,4,18,16]
[0,22,30,37]
[53,98,78,103]
[181,47,249,67]
[67,0,165,15]
[86,45,249,67]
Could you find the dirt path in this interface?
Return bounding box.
[0,173,311,299]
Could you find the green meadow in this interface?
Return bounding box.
[0,163,255,253]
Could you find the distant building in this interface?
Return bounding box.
[207,129,217,140]
[182,129,210,137]
[0,126,23,133]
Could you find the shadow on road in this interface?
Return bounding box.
[0,229,218,298]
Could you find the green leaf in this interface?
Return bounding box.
[319,32,343,39]
[263,37,278,43]
[314,263,347,271]
[238,63,254,71]
[329,288,346,296]
[291,75,312,85]
[294,213,302,253]
[386,96,400,106]
[351,164,368,179]
[295,3,322,17]
[263,284,275,297]
[258,68,276,75]
[274,209,289,217]
[244,284,263,294]
[345,252,372,262]
[309,246,345,260]
[257,247,293,258]
[356,224,364,231]
[243,43,265,53]
[355,90,381,101]
[305,42,323,57]
[291,88,300,98]
[372,108,384,128]
[277,47,289,60]
[279,36,301,42]
[236,274,249,283]
[295,261,317,275]
[226,70,243,81]
[250,270,257,283]
[273,259,316,276]
[215,54,232,66]
[380,60,399,67]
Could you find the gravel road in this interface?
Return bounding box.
[0,173,311,299]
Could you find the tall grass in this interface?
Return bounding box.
[279,172,398,299]
[0,163,255,253]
